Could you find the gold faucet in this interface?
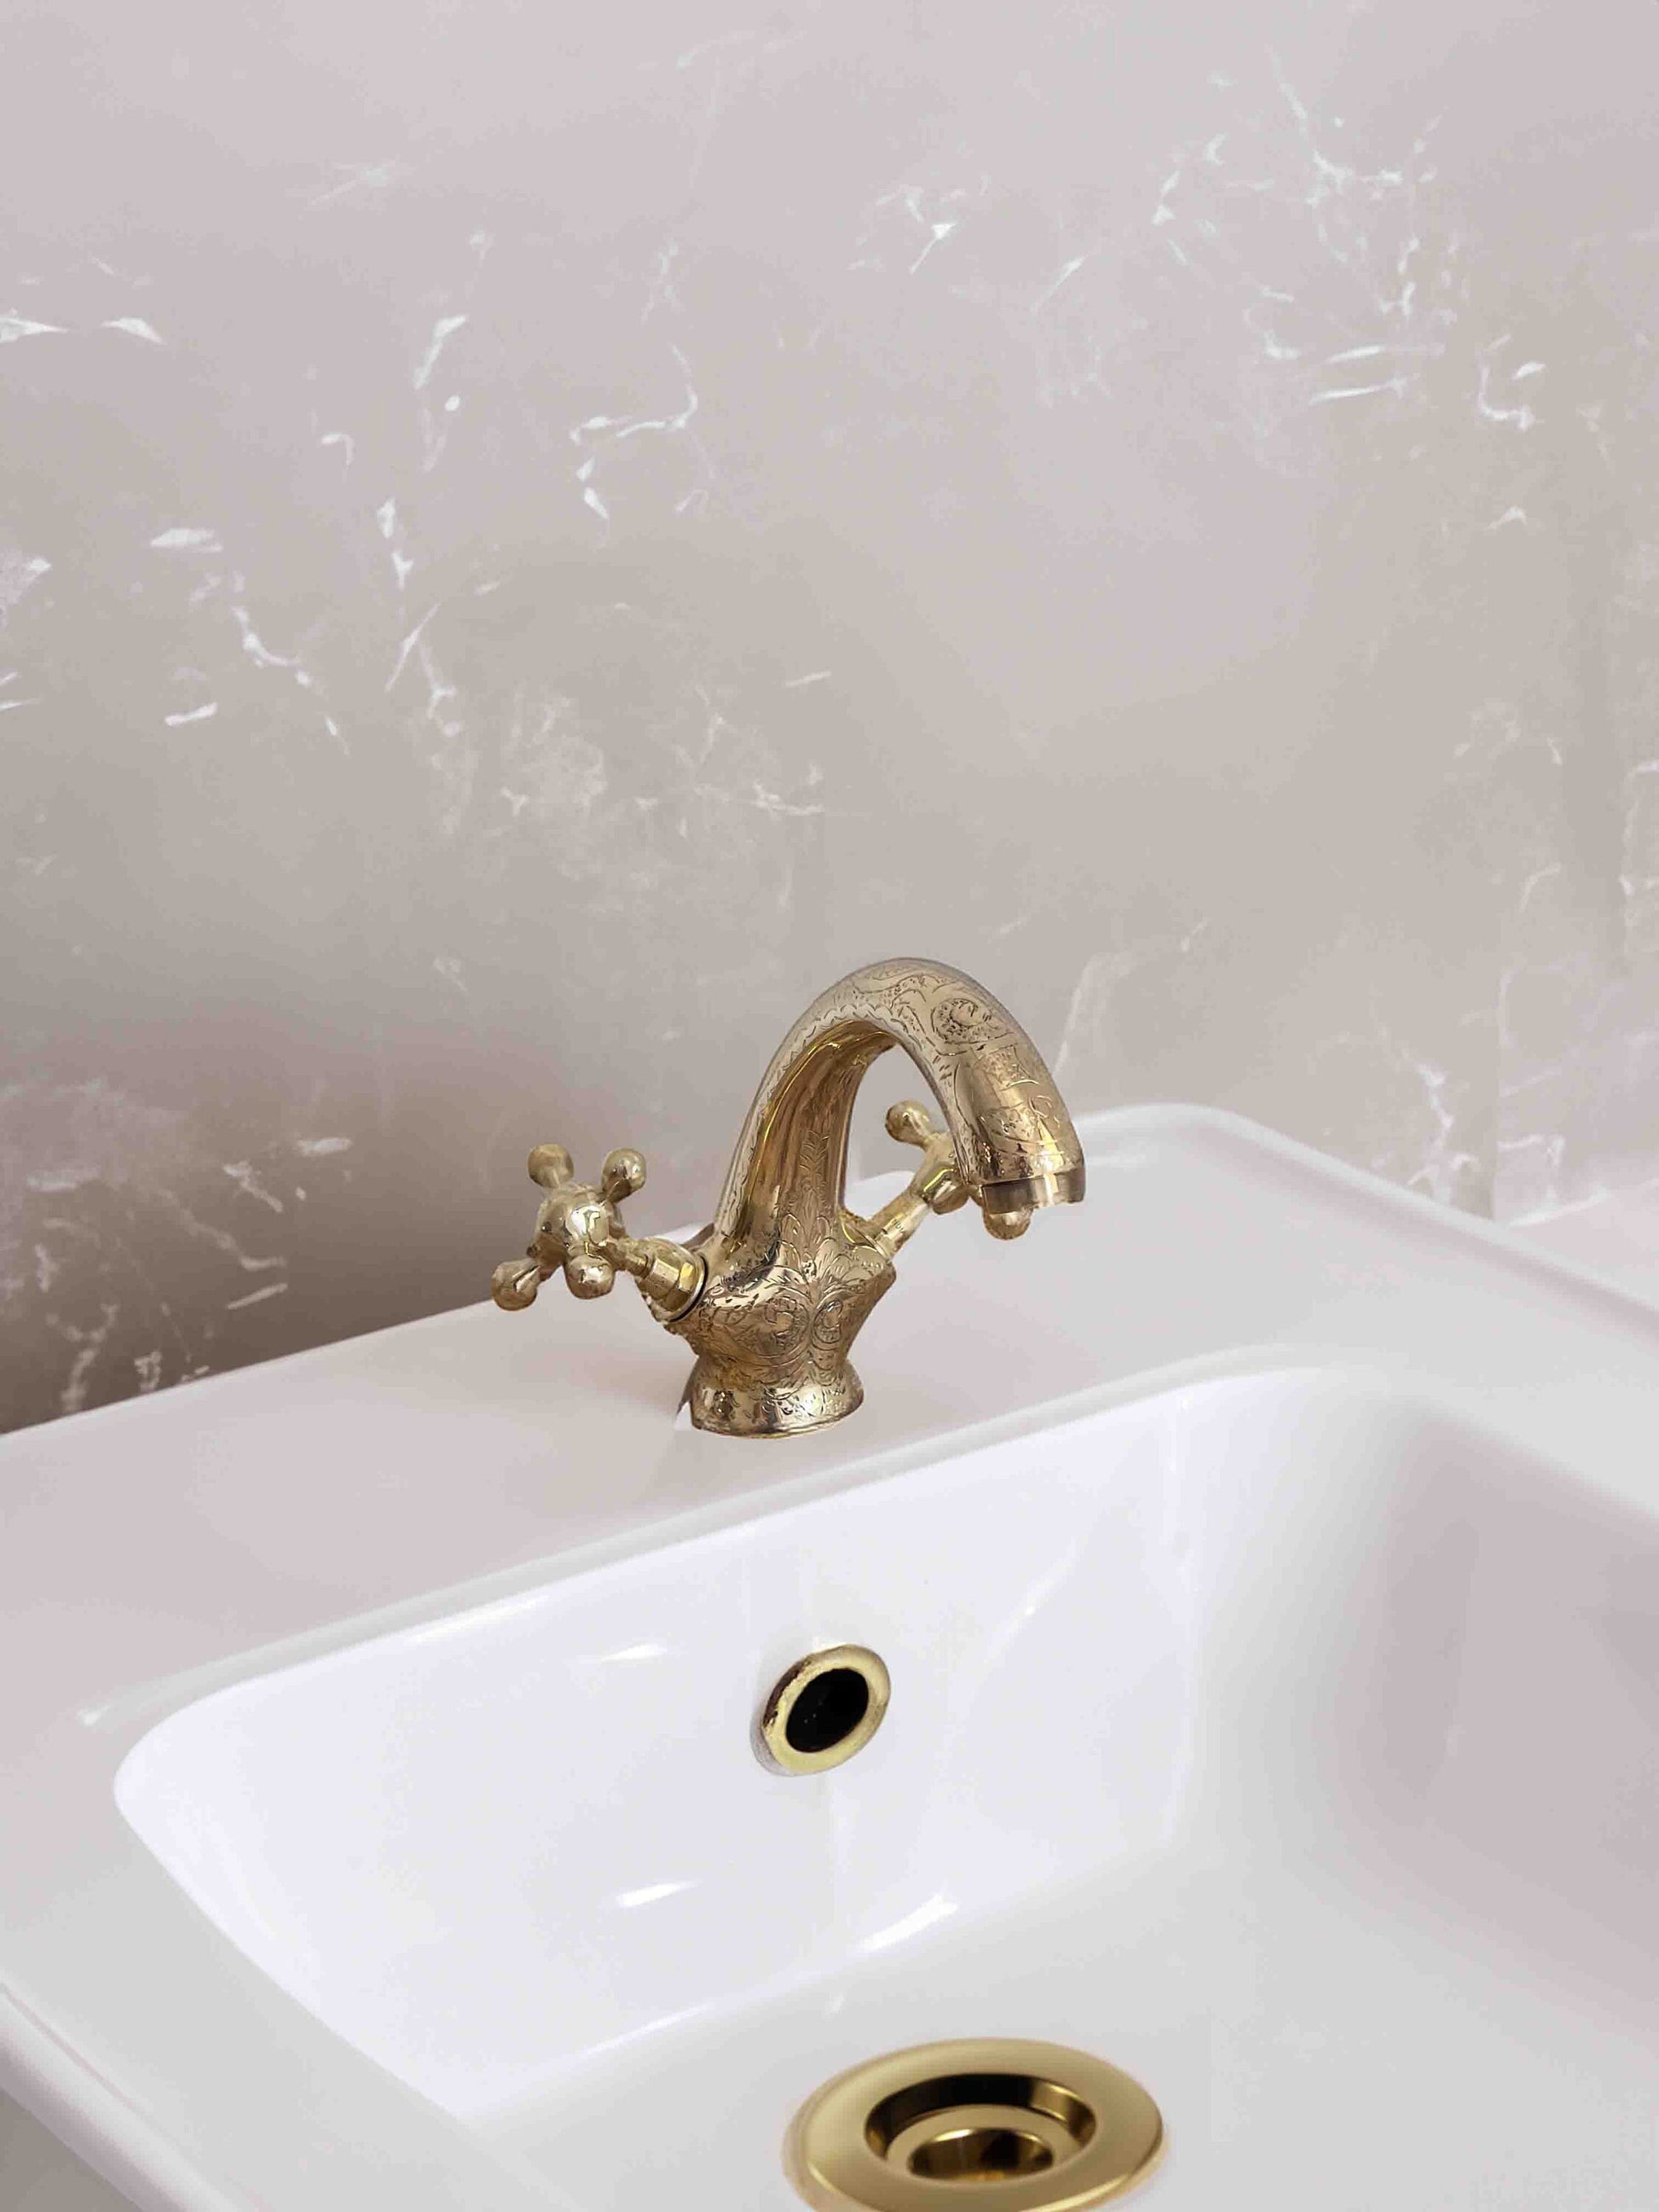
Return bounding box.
[491,959,1084,1437]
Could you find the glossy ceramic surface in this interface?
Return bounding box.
[2,1109,1656,2212]
[116,1366,1659,2205]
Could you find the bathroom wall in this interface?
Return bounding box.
[5,0,1659,1433]
[0,2093,132,2212]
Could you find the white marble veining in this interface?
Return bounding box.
[5,0,1659,1429]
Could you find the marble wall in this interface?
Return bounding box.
[5,0,1658,1433]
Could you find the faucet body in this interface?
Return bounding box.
[493,960,1084,1437]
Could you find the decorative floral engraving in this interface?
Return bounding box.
[931,993,997,1047]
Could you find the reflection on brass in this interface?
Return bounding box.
[786,2039,1164,2211]
[492,960,1084,1438]
[756,1644,891,1776]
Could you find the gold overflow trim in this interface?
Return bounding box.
[755,1646,892,1776]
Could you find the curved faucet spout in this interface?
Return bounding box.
[710,958,1084,1247]
[667,959,1084,1436]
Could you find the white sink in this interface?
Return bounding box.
[113,1367,1659,2207]
[2,1109,1656,2212]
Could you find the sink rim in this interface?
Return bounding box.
[3,1102,1659,2212]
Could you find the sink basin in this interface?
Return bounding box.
[113,1366,1659,2206]
[2,1109,1656,2212]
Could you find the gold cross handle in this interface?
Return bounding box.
[490,1143,703,1320]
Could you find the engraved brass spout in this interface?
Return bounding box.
[491,959,1084,1438]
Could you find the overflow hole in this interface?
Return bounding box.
[756,1643,890,1776]
[786,1666,870,1754]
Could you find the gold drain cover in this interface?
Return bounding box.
[785,2037,1164,2211]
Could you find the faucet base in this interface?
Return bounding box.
[686,1361,864,1439]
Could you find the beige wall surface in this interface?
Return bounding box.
[4,0,1658,1434]
[0,2090,133,2212]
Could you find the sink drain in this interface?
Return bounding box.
[785,2037,1163,2209]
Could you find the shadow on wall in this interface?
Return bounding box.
[0,2088,134,2212]
[3,0,1658,1430]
